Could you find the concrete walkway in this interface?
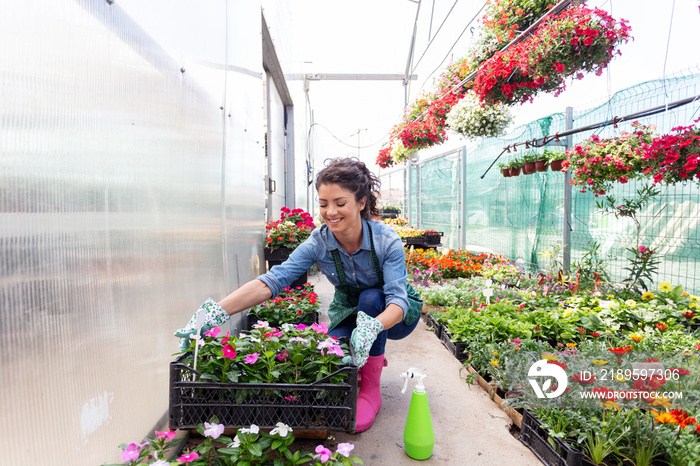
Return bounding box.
[306,272,542,465]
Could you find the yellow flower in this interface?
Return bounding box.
[690,302,699,309]
[613,373,628,382]
[542,354,558,361]
[682,291,689,297]
[491,359,500,367]
[563,310,572,318]
[607,294,615,300]
[567,342,577,348]
[690,295,699,302]
[630,334,643,342]
[625,299,637,308]
[601,401,620,410]
[642,292,655,301]
[658,282,672,292]
[649,397,672,409]
[492,350,499,357]
[592,359,608,366]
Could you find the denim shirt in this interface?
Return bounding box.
[256,218,410,318]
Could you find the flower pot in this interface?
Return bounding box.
[522,162,536,174]
[509,166,521,176]
[549,159,564,171]
[501,168,511,177]
[535,160,548,172]
[264,247,308,288]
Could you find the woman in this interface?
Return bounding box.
[175,157,422,432]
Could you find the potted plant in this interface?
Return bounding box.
[535,153,548,172]
[546,150,566,172]
[497,161,511,177]
[508,158,522,176]
[247,284,320,328]
[522,153,538,175]
[265,207,316,286]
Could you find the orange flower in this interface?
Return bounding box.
[654,411,678,424]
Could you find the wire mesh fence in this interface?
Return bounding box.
[379,72,700,294]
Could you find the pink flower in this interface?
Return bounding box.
[178,452,200,463]
[121,443,142,462]
[156,430,176,440]
[311,322,329,334]
[244,353,260,364]
[204,327,220,337]
[618,176,628,183]
[222,344,237,360]
[638,245,647,254]
[313,445,333,463]
[276,350,289,361]
[552,62,565,72]
[337,442,355,457]
[253,320,270,329]
[204,422,225,439]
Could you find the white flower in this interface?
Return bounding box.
[152,461,170,466]
[228,435,241,448]
[270,422,293,437]
[337,443,355,457]
[239,424,260,435]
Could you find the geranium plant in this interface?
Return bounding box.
[248,284,320,325]
[266,207,316,252]
[446,91,513,140]
[473,4,631,105]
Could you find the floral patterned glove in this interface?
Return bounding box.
[350,311,384,368]
[174,298,230,351]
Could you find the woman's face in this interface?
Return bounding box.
[317,183,366,236]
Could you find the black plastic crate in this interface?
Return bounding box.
[422,231,443,245]
[439,328,469,361]
[520,409,583,466]
[421,313,442,339]
[404,236,428,245]
[169,355,358,432]
[245,311,319,330]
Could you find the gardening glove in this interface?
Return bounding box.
[174,298,230,352]
[350,311,384,368]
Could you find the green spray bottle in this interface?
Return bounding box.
[401,368,435,460]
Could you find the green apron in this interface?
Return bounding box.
[327,227,423,331]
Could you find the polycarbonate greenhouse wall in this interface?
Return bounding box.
[381,72,700,295]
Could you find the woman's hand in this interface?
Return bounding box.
[174,299,230,351]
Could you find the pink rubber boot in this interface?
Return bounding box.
[355,354,387,432]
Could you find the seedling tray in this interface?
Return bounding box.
[520,409,583,466]
[169,355,357,432]
[439,328,469,362]
[421,313,442,339]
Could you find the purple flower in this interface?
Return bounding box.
[313,445,333,463]
[337,442,354,457]
[244,353,260,364]
[204,421,225,439]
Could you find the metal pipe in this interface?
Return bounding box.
[563,107,574,271]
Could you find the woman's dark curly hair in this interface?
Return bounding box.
[315,157,381,220]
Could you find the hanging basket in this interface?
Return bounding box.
[535,160,548,172]
[522,162,536,175]
[509,166,522,176]
[501,168,511,177]
[549,159,565,172]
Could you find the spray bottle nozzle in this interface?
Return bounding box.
[401,368,427,394]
